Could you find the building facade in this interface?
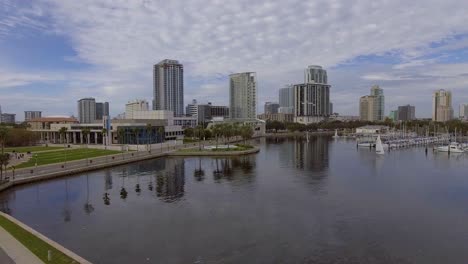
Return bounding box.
[388,110,398,121]
[186,99,198,117]
[359,85,385,121]
[24,111,42,122]
[1,113,16,124]
[397,105,415,121]
[257,113,294,123]
[153,59,184,116]
[264,102,280,114]
[279,85,294,114]
[78,98,96,124]
[305,65,328,84]
[126,99,150,119]
[432,89,453,122]
[95,102,109,121]
[229,72,257,119]
[460,104,468,120]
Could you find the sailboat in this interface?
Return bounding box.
[376,135,385,155]
[333,129,339,138]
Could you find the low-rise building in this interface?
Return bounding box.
[356,125,389,134]
[257,113,294,123]
[1,113,16,124]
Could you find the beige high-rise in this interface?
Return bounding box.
[432,89,453,122]
[359,85,384,121]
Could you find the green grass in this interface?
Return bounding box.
[3,146,64,153]
[13,148,121,169]
[0,214,78,263]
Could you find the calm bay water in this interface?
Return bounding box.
[1,137,468,264]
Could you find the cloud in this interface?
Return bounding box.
[2,0,468,118]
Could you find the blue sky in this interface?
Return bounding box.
[1,0,468,121]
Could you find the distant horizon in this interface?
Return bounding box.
[1,0,468,120]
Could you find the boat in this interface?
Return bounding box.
[375,135,385,155]
[333,129,339,138]
[436,142,466,153]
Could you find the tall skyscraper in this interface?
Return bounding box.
[78,98,96,124]
[359,85,385,121]
[294,65,331,124]
[397,105,415,121]
[278,85,294,114]
[153,59,184,116]
[95,102,109,120]
[229,72,257,119]
[264,102,280,114]
[24,111,42,121]
[459,104,468,120]
[432,89,453,122]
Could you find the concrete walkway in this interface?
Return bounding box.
[0,226,43,264]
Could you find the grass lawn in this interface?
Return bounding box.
[0,214,77,263]
[13,148,122,169]
[3,146,64,153]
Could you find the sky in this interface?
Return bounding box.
[1,0,468,121]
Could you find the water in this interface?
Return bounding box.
[1,137,468,264]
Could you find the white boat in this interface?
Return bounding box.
[437,142,466,153]
[358,142,374,147]
[376,135,385,155]
[333,129,339,138]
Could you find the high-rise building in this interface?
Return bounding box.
[294,65,331,124]
[186,99,198,117]
[210,104,229,119]
[153,59,184,116]
[359,85,385,121]
[432,89,453,122]
[397,105,415,121]
[264,102,279,114]
[1,113,16,123]
[24,111,42,121]
[229,72,257,119]
[279,85,294,114]
[77,98,96,124]
[459,104,468,120]
[95,102,109,120]
[389,110,399,121]
[125,99,149,119]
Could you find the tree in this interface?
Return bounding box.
[146,123,152,151]
[158,127,165,152]
[0,127,9,181]
[81,127,91,165]
[240,124,254,145]
[132,127,139,150]
[195,125,205,150]
[184,127,194,138]
[0,153,10,181]
[211,124,223,149]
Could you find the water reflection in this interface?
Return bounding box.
[212,156,256,183]
[193,158,205,182]
[294,136,329,172]
[84,175,94,215]
[156,159,185,203]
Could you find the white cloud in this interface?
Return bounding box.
[2,0,468,117]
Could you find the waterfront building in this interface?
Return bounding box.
[398,105,415,121]
[293,66,331,124]
[78,98,96,124]
[356,125,389,134]
[264,102,280,114]
[24,111,42,122]
[359,85,385,121]
[257,113,294,123]
[153,59,184,116]
[432,89,453,122]
[388,110,398,121]
[279,85,294,114]
[95,102,109,121]
[459,104,468,120]
[229,72,257,119]
[125,99,150,119]
[1,113,16,124]
[185,100,229,124]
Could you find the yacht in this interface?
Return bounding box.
[436,142,466,153]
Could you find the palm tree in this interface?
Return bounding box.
[212,124,222,149]
[59,127,68,165]
[81,127,91,165]
[132,127,139,151]
[195,125,205,150]
[158,127,164,152]
[117,128,126,159]
[146,123,152,151]
[101,128,108,150]
[240,124,254,145]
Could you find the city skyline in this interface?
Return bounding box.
[1,1,468,119]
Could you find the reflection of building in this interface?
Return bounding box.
[294,136,329,172]
[156,158,185,202]
[432,89,453,122]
